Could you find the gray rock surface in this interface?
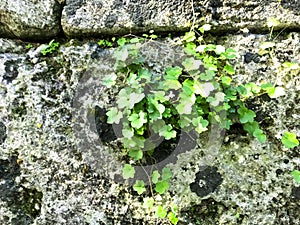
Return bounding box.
[61,0,300,37]
[0,0,62,40]
[0,31,299,224]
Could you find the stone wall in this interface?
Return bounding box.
[0,1,299,225]
[1,0,300,40]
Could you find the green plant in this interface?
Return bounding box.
[281,131,299,149]
[291,170,300,183]
[26,43,33,49]
[100,24,281,224]
[41,39,60,56]
[98,39,113,47]
[267,17,280,39]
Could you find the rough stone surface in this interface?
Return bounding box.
[0,0,62,40]
[61,0,300,37]
[0,31,299,225]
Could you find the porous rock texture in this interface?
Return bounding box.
[1,0,300,40]
[0,0,62,40]
[62,0,300,37]
[0,30,299,224]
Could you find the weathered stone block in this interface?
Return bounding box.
[62,0,300,37]
[0,0,62,40]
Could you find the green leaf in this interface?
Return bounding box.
[162,108,172,118]
[182,79,195,96]
[122,164,135,179]
[261,83,276,97]
[102,73,117,87]
[151,119,166,133]
[176,92,196,114]
[179,115,193,128]
[243,121,260,134]
[183,31,196,42]
[221,48,237,59]
[129,149,143,160]
[253,129,267,143]
[128,111,147,129]
[26,44,33,49]
[147,97,165,120]
[98,39,112,47]
[155,180,169,194]
[162,168,172,181]
[267,17,280,28]
[238,107,256,123]
[192,117,209,133]
[282,62,300,69]
[123,136,145,149]
[151,170,160,184]
[165,67,182,80]
[156,206,167,219]
[282,131,299,148]
[117,37,127,46]
[106,108,122,124]
[162,80,182,90]
[133,180,146,194]
[248,82,261,94]
[268,86,285,98]
[222,76,232,86]
[237,85,248,96]
[150,34,158,39]
[117,88,130,108]
[138,68,152,82]
[122,126,134,138]
[184,42,197,55]
[204,44,216,52]
[291,170,300,183]
[143,197,155,208]
[168,212,179,225]
[194,82,215,97]
[130,37,141,43]
[200,70,215,81]
[223,65,235,75]
[129,92,145,108]
[159,124,176,140]
[182,57,202,71]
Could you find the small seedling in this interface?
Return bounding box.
[41,39,60,56]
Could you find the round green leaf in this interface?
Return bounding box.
[282,132,299,148]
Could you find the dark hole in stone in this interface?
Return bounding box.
[183,198,230,224]
[95,106,118,143]
[190,166,223,197]
[244,52,260,63]
[3,60,20,82]
[0,156,43,222]
[95,105,198,166]
[245,94,273,126]
[0,121,7,145]
[283,159,289,164]
[10,92,27,118]
[276,169,283,176]
[291,186,300,200]
[225,123,247,142]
